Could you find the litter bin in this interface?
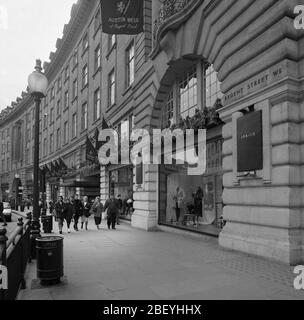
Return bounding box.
[42,215,53,233]
[36,236,64,285]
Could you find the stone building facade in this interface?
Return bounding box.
[0,0,303,265]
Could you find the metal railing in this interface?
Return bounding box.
[153,0,193,45]
[0,214,31,300]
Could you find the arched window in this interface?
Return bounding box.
[205,64,223,108]
[161,62,222,128]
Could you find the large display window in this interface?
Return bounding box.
[109,165,134,220]
[159,138,223,236]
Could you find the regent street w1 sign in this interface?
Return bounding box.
[101,0,143,35]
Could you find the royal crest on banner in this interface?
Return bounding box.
[101,0,143,35]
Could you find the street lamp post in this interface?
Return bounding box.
[27,60,48,233]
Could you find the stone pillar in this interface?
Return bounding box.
[100,166,109,204]
[59,178,65,198]
[131,164,158,231]
[46,182,51,205]
[219,60,304,265]
[76,175,81,197]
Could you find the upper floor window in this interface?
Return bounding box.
[94,45,101,72]
[50,133,54,153]
[50,108,54,124]
[72,79,78,99]
[81,103,88,130]
[94,9,101,33]
[72,113,77,138]
[126,42,135,87]
[82,33,89,53]
[73,50,78,68]
[51,87,55,100]
[108,34,116,52]
[108,69,116,107]
[65,66,69,81]
[94,88,101,121]
[43,137,48,156]
[82,64,88,88]
[57,77,62,91]
[57,100,61,116]
[64,91,69,109]
[64,121,68,144]
[56,128,61,149]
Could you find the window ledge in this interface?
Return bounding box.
[122,84,133,97]
[63,107,69,113]
[107,103,117,113]
[92,118,101,126]
[93,25,101,40]
[72,63,78,73]
[81,47,89,58]
[93,67,101,79]
[72,96,78,104]
[71,136,77,142]
[81,84,89,93]
[80,128,88,135]
[106,43,117,60]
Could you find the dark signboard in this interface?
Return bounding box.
[237,110,263,172]
[101,0,143,35]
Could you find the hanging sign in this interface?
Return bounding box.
[101,0,144,35]
[237,110,263,172]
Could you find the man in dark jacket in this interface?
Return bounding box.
[104,194,119,230]
[0,199,7,226]
[55,196,66,234]
[73,194,83,231]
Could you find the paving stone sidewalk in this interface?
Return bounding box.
[18,218,304,300]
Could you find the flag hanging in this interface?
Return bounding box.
[86,136,98,163]
[101,0,144,35]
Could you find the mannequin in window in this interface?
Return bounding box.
[173,186,184,222]
[193,186,203,225]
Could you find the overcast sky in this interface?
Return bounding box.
[0,0,76,112]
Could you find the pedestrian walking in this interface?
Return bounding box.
[104,194,119,230]
[54,196,66,234]
[116,194,123,225]
[65,197,74,233]
[73,194,83,231]
[91,197,103,230]
[49,200,54,215]
[0,199,7,227]
[81,196,91,230]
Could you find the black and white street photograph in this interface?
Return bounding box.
[1,0,304,312]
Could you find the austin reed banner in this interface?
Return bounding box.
[101,0,143,35]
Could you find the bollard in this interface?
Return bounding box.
[29,216,41,261]
[0,228,8,300]
[17,218,26,290]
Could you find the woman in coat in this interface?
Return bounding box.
[91,197,103,230]
[81,196,91,230]
[54,196,66,234]
[65,197,74,233]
